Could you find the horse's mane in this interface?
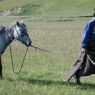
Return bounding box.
[4,22,16,34]
[0,21,25,34]
[6,22,16,29]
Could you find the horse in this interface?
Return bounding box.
[0,20,32,79]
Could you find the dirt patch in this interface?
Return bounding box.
[0,10,11,16]
[0,7,21,16]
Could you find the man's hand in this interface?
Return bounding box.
[82,48,87,53]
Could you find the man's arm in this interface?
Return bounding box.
[82,20,93,50]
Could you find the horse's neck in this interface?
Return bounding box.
[0,25,15,54]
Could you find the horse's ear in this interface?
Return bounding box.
[17,21,20,26]
[21,20,24,24]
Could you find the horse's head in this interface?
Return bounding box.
[13,21,32,46]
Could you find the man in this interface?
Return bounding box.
[64,13,95,84]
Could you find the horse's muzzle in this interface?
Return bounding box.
[26,40,32,46]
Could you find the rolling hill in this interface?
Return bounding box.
[0,0,95,17]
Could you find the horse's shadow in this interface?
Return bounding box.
[7,77,95,90]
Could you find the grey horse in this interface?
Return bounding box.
[0,21,32,79]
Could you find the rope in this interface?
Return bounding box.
[30,45,81,55]
[8,44,81,74]
[9,45,28,74]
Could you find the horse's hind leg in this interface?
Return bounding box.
[0,55,3,79]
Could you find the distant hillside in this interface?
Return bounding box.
[0,0,32,10]
[0,0,95,17]
[13,0,95,17]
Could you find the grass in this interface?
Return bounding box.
[0,0,95,18]
[0,0,95,95]
[15,0,95,17]
[0,16,94,95]
[0,0,32,10]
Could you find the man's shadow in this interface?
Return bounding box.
[7,77,95,90]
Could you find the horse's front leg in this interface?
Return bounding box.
[0,55,3,79]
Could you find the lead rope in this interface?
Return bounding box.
[9,45,28,74]
[9,43,81,74]
[30,45,82,55]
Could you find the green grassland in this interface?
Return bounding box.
[0,0,95,95]
[18,0,95,17]
[0,17,94,95]
[0,0,32,10]
[0,0,95,17]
